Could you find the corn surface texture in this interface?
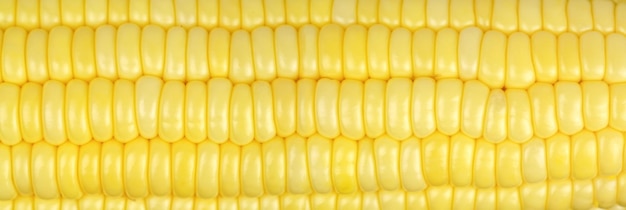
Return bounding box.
[1,134,626,209]
[1,0,626,209]
[0,77,623,145]
[0,0,625,35]
[1,24,626,86]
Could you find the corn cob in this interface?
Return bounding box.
[5,188,626,210]
[1,24,625,87]
[0,132,623,208]
[0,192,451,210]
[1,0,626,209]
[0,0,624,35]
[0,76,621,145]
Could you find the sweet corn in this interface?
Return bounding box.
[1,24,626,86]
[0,0,625,34]
[0,192,444,210]
[0,133,624,208]
[1,0,626,209]
[0,133,626,209]
[1,77,622,145]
